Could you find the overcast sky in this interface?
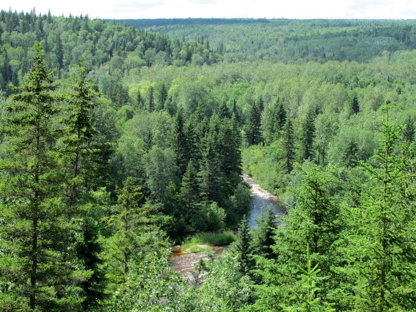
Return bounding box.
[3,0,416,20]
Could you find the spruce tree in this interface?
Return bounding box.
[61,60,109,309]
[345,111,416,311]
[146,86,155,112]
[103,177,165,287]
[351,95,360,114]
[155,82,168,111]
[179,159,201,232]
[343,140,359,168]
[0,42,77,310]
[245,102,262,146]
[231,216,254,276]
[281,117,295,174]
[172,108,189,178]
[251,207,279,260]
[299,108,316,161]
[198,115,224,205]
[252,163,341,310]
[262,98,286,145]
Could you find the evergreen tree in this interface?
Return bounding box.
[185,105,207,164]
[343,140,359,168]
[54,34,63,77]
[217,116,242,195]
[281,117,295,174]
[198,115,224,204]
[74,218,107,310]
[218,102,231,119]
[103,177,165,286]
[155,82,168,111]
[245,102,262,146]
[0,42,78,310]
[251,163,341,310]
[179,160,201,232]
[61,60,109,309]
[136,89,143,109]
[262,98,286,145]
[251,207,279,260]
[345,111,416,311]
[231,216,255,276]
[351,95,360,114]
[172,108,189,178]
[146,86,155,112]
[299,108,316,161]
[62,61,102,209]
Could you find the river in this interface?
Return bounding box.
[242,174,284,227]
[171,175,282,274]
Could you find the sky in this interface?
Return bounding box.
[3,0,416,20]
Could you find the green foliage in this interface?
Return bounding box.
[250,163,341,311]
[298,107,316,162]
[251,208,279,260]
[182,231,236,251]
[4,11,416,311]
[245,102,263,146]
[103,247,186,312]
[194,251,255,311]
[280,246,335,312]
[231,217,254,276]
[0,42,79,310]
[342,111,416,311]
[148,19,416,64]
[102,177,167,287]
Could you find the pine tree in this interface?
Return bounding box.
[179,160,201,212]
[252,163,341,310]
[343,140,359,168]
[245,102,262,146]
[280,245,335,312]
[74,218,107,310]
[218,102,231,119]
[146,86,155,112]
[198,115,224,204]
[281,117,295,174]
[345,111,416,311]
[61,60,109,309]
[62,61,102,209]
[217,116,242,195]
[299,108,316,161]
[103,177,165,286]
[155,82,168,111]
[251,207,279,260]
[54,33,64,77]
[231,216,254,276]
[351,95,360,114]
[172,108,189,178]
[185,105,207,163]
[262,98,286,145]
[0,42,78,310]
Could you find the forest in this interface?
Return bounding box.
[1,9,416,311]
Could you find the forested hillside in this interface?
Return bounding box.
[136,18,416,63]
[1,9,416,311]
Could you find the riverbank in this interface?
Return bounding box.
[171,174,283,274]
[242,174,284,228]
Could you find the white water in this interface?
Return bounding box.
[242,174,283,227]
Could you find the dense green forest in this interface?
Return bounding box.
[1,9,416,311]
[137,18,416,63]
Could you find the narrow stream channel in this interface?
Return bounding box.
[171,174,282,274]
[242,174,284,227]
